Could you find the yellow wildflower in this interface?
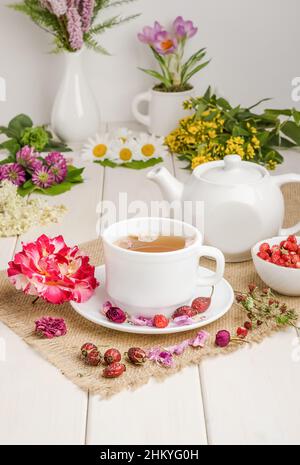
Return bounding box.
[251,136,260,149]
[191,155,213,170]
[266,160,277,170]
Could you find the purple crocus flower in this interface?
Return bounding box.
[173,16,198,39]
[66,7,84,51]
[137,21,163,45]
[45,151,67,183]
[0,163,26,186]
[153,31,178,55]
[16,145,43,172]
[32,166,55,188]
[78,0,95,33]
[40,0,68,16]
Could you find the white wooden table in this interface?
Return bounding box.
[1,122,300,445]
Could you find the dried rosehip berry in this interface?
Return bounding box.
[172,306,196,319]
[192,296,211,313]
[81,342,97,356]
[86,349,102,366]
[102,362,126,378]
[244,321,252,330]
[104,348,121,365]
[127,347,147,365]
[237,327,248,338]
[248,283,257,293]
[236,294,246,303]
[257,320,263,326]
[288,235,297,243]
[81,343,102,366]
[153,314,169,328]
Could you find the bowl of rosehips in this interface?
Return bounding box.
[252,235,300,296]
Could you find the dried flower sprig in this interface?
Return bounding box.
[235,284,299,329]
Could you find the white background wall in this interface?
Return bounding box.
[0,0,300,124]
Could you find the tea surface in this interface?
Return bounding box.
[115,235,189,253]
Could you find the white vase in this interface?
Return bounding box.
[132,87,194,137]
[51,49,100,144]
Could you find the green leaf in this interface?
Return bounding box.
[44,140,72,152]
[292,108,300,126]
[0,139,20,156]
[264,108,292,116]
[182,60,210,85]
[17,181,35,197]
[0,155,15,165]
[216,97,232,110]
[94,159,118,168]
[8,114,33,139]
[122,158,163,170]
[36,181,74,196]
[203,86,212,100]
[281,121,300,146]
[232,125,250,137]
[66,166,85,182]
[0,126,16,138]
[138,67,170,87]
[94,158,163,169]
[181,48,207,79]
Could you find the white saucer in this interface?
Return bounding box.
[70,265,234,335]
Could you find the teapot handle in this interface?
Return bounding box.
[273,173,300,236]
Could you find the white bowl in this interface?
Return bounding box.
[251,236,300,296]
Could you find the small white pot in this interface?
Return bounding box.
[51,49,101,144]
[132,87,194,136]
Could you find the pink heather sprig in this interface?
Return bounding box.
[40,0,68,17]
[79,0,95,33]
[66,7,84,51]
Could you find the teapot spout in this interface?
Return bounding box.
[147,166,183,202]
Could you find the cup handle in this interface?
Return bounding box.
[197,245,225,287]
[273,174,300,236]
[132,91,151,127]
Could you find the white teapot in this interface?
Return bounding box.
[147,154,300,262]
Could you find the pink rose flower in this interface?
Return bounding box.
[7,234,99,304]
[35,316,67,339]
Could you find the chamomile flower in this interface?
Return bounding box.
[114,127,134,143]
[81,133,113,162]
[136,134,169,160]
[111,139,140,164]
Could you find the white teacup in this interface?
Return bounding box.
[102,217,225,318]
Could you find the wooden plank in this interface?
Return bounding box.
[200,329,300,445]
[0,144,105,444]
[86,123,207,445]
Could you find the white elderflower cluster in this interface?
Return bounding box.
[0,180,67,237]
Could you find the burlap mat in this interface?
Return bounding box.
[0,184,299,398]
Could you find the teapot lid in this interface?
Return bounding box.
[196,154,265,185]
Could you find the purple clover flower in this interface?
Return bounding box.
[173,16,198,39]
[32,166,56,189]
[16,145,43,172]
[153,31,178,55]
[0,163,26,186]
[45,151,67,183]
[137,21,163,45]
[78,0,95,33]
[66,7,84,51]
